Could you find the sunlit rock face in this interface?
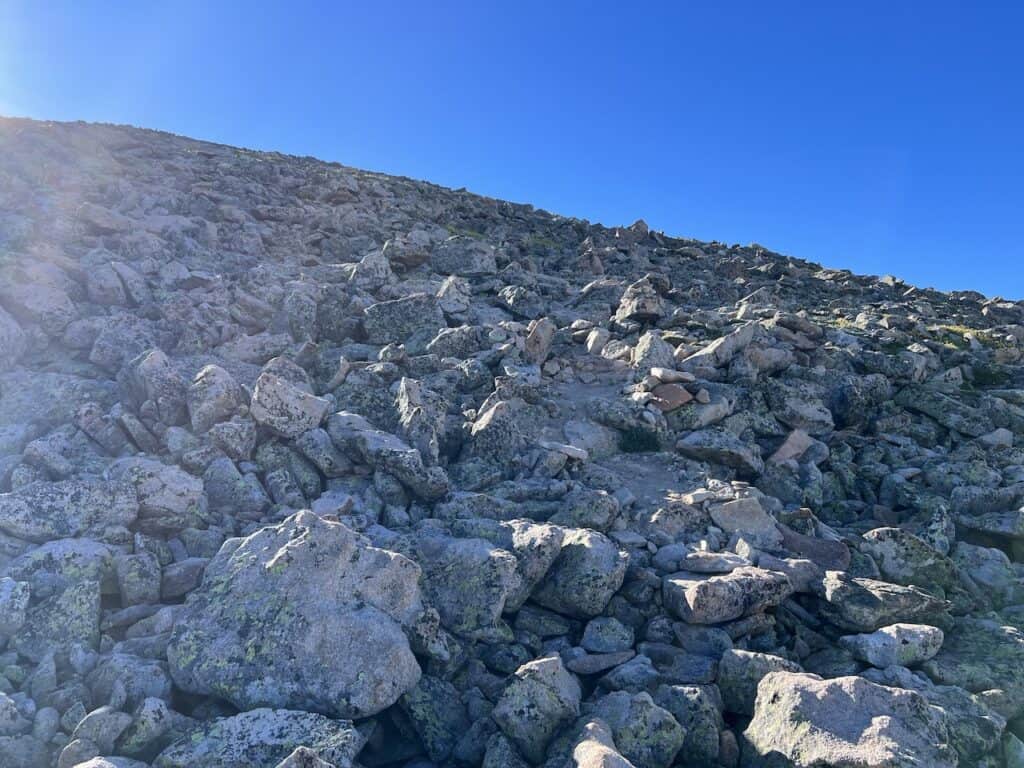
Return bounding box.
[0,116,1023,768]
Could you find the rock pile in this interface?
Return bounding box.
[0,116,1023,767]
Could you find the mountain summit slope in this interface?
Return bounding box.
[0,117,1023,768]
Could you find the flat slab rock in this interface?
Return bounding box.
[663,567,794,625]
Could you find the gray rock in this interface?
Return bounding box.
[582,617,635,654]
[71,706,133,753]
[922,617,1024,713]
[663,567,793,625]
[0,479,137,543]
[14,579,100,661]
[0,576,30,634]
[742,672,957,768]
[819,571,949,632]
[250,372,330,439]
[412,531,520,640]
[587,691,686,768]
[399,674,471,762]
[492,655,581,763]
[0,306,25,371]
[717,649,803,715]
[187,365,243,433]
[168,511,423,718]
[107,457,208,536]
[202,457,271,520]
[432,235,498,277]
[328,411,449,501]
[839,623,944,668]
[862,664,1006,762]
[153,708,364,768]
[567,718,637,768]
[363,293,446,352]
[653,684,723,766]
[532,528,628,619]
[676,428,764,476]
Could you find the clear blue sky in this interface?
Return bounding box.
[2,2,1022,299]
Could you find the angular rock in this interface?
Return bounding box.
[819,571,949,632]
[568,718,637,768]
[153,708,364,768]
[588,691,686,768]
[328,411,449,501]
[363,293,446,352]
[532,528,628,619]
[663,567,793,625]
[186,365,243,433]
[742,672,957,768]
[250,372,330,439]
[717,649,803,715]
[168,511,424,718]
[839,623,944,668]
[412,531,520,640]
[0,479,137,543]
[676,428,764,476]
[431,235,498,276]
[492,655,581,763]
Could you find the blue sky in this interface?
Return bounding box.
[2,2,1022,298]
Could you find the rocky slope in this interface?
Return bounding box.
[0,116,1023,767]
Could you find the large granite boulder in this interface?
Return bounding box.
[742,672,956,767]
[168,511,424,718]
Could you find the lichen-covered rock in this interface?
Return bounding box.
[862,664,1006,762]
[107,457,208,535]
[0,479,137,543]
[860,527,959,592]
[653,684,724,766]
[0,306,25,372]
[717,649,803,715]
[168,511,424,718]
[0,264,77,335]
[187,364,243,433]
[663,567,793,625]
[492,655,582,763]
[582,617,635,654]
[532,528,628,619]
[328,411,449,501]
[0,576,29,634]
[363,293,446,352]
[411,531,520,640]
[922,618,1024,711]
[449,518,564,611]
[819,571,949,632]
[5,116,1024,768]
[398,674,471,763]
[742,672,957,768]
[250,372,330,439]
[153,708,364,768]
[14,578,100,661]
[119,348,187,426]
[431,235,498,277]
[468,399,529,465]
[839,623,944,668]
[587,691,686,768]
[567,718,637,768]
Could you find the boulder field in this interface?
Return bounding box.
[0,117,1023,766]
